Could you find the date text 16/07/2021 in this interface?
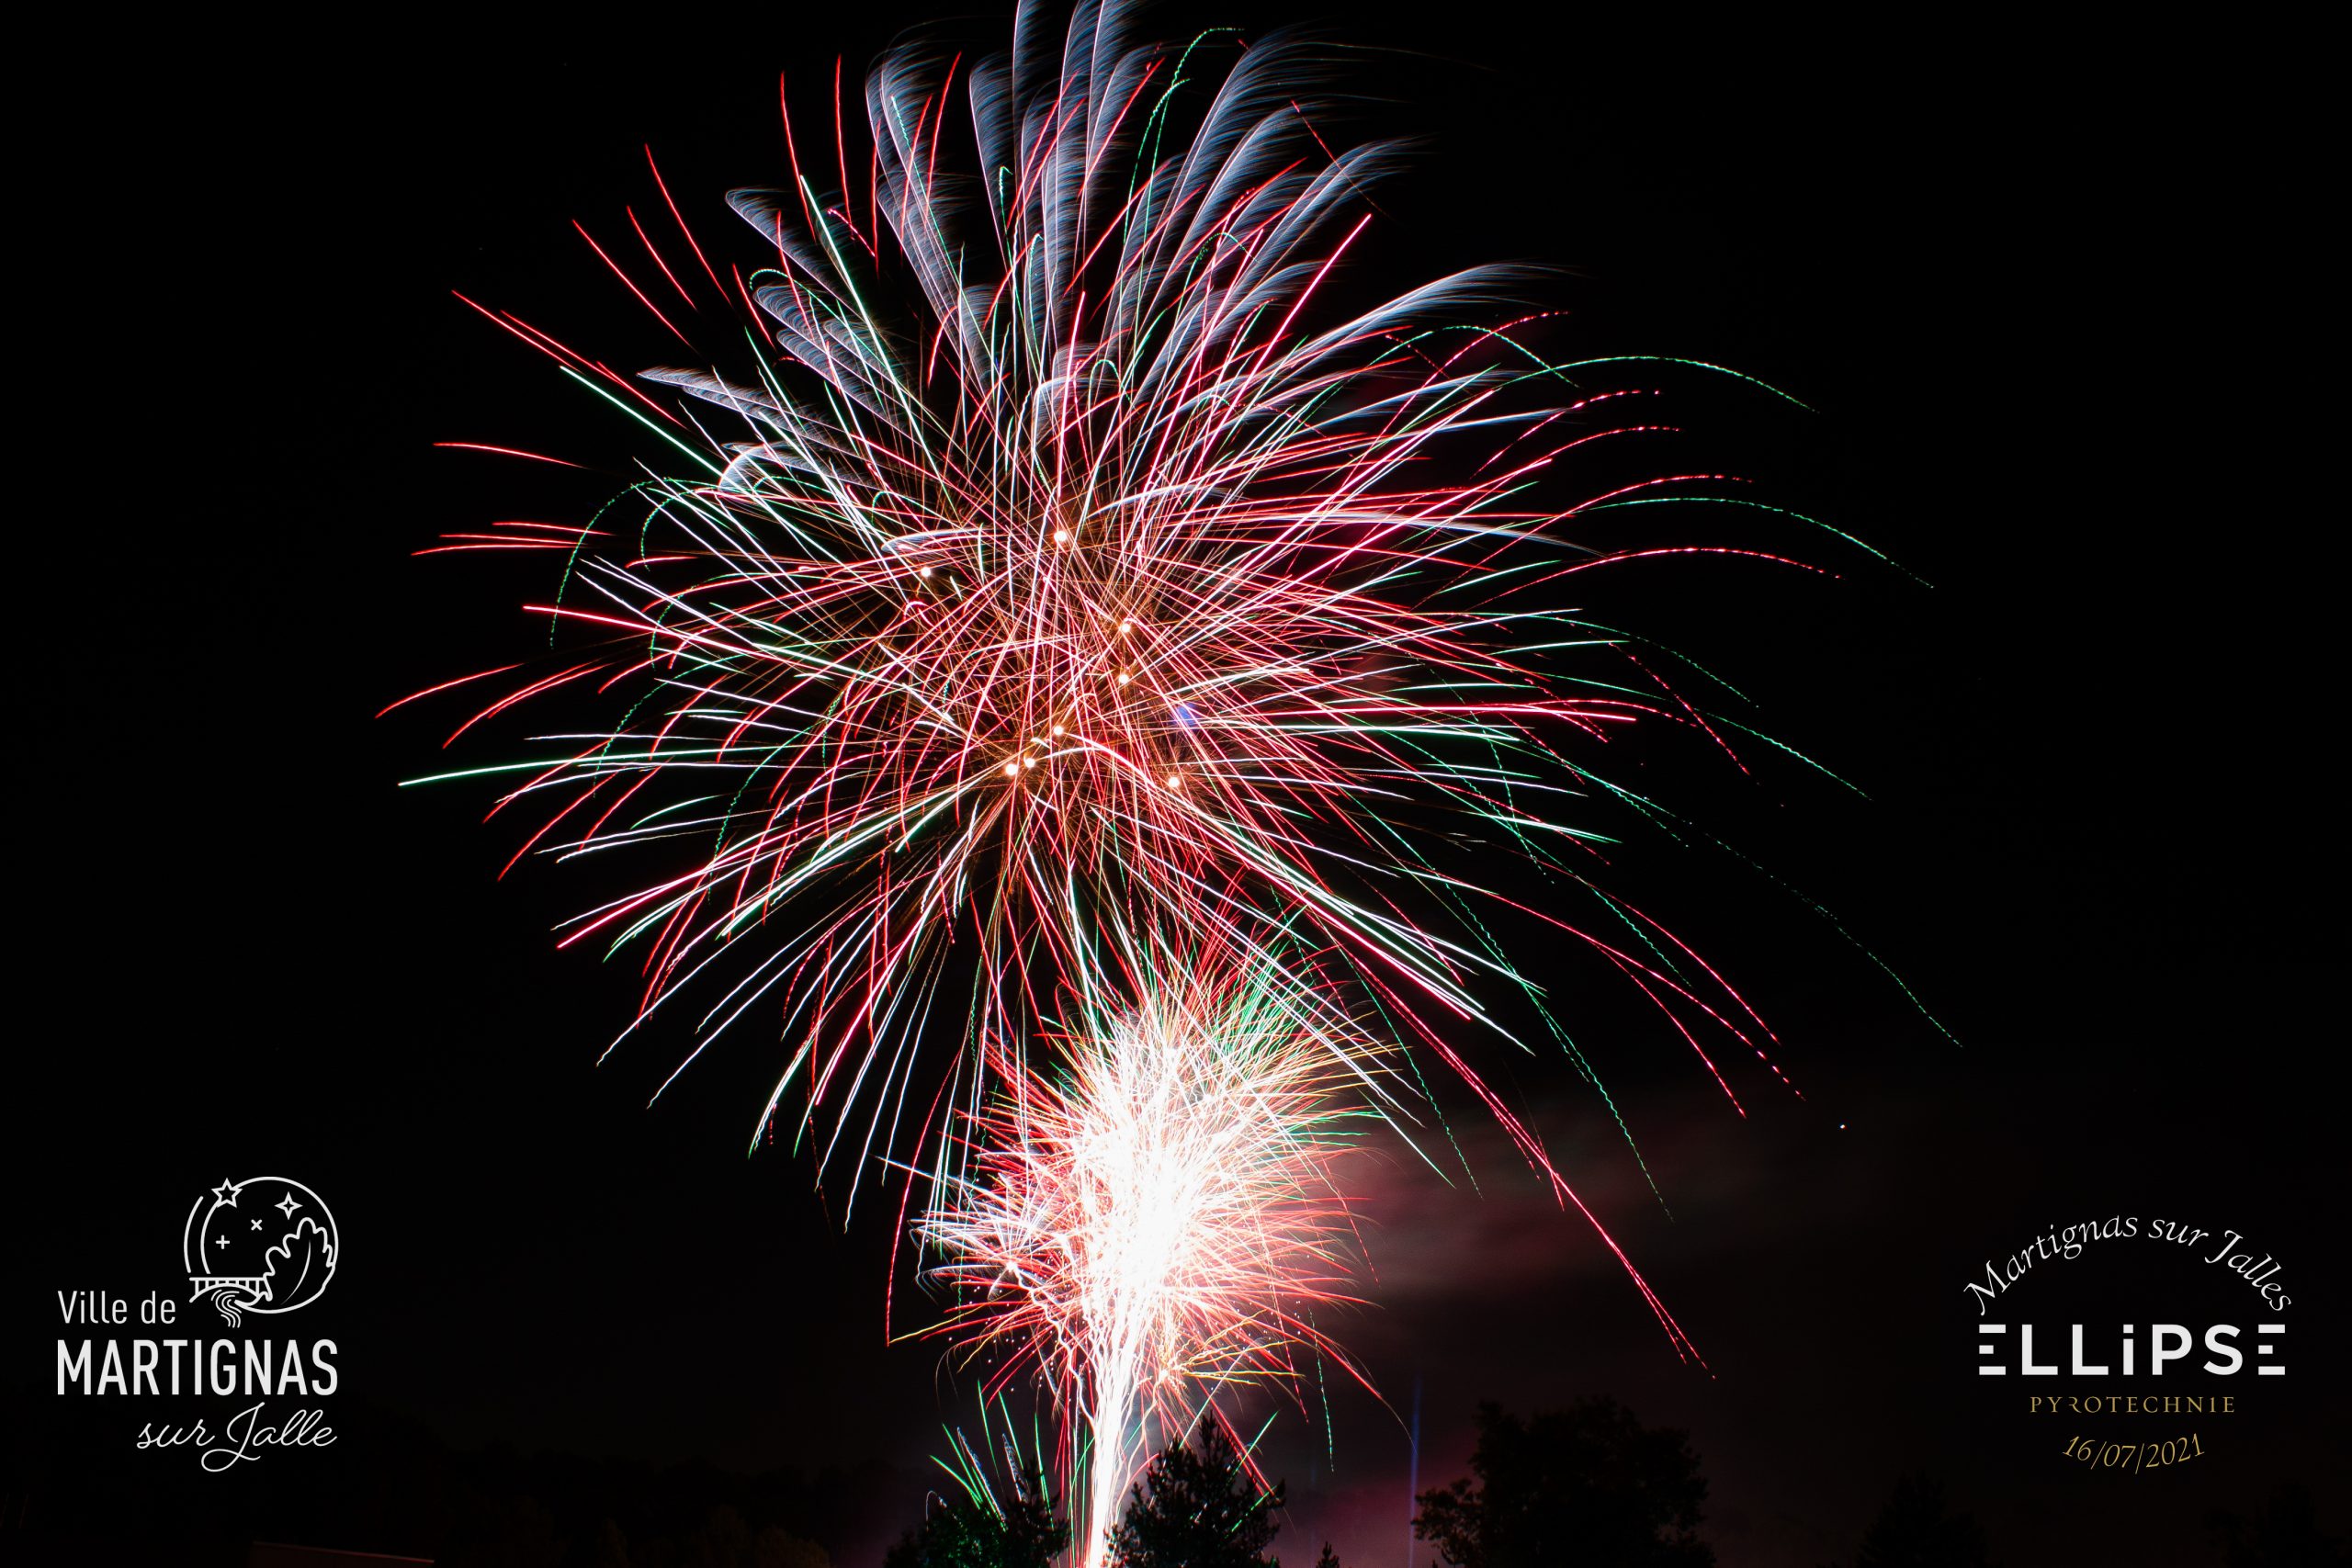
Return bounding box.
[2062,1433,2204,1475]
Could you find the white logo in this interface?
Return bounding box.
[181,1177,339,1325]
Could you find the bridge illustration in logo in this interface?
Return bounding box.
[189,1276,274,1308]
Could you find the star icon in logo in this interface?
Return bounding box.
[276,1192,302,1219]
[212,1178,241,1206]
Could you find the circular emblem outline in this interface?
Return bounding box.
[182,1175,340,1323]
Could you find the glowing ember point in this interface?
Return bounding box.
[1003,761,1021,777]
[1165,773,1182,789]
[1115,672,1131,686]
[1054,528,1072,544]
[918,566,933,579]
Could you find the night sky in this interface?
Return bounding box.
[12,7,2341,1566]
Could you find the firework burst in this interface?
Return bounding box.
[407,0,1802,1199]
[401,3,1871,1539]
[919,967,1369,1563]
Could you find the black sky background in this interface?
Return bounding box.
[10,7,2342,1566]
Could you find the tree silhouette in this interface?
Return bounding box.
[589,1517,634,1568]
[2209,1483,2350,1568]
[1315,1545,1343,1568]
[884,1477,1069,1568]
[753,1522,831,1568]
[1107,1423,1283,1568]
[690,1504,752,1568]
[1413,1399,1712,1568]
[1847,1473,1989,1568]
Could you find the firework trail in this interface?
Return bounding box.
[920,964,1371,1562]
[904,1398,1074,1564]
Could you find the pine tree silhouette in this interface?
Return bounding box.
[1107,1424,1283,1568]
